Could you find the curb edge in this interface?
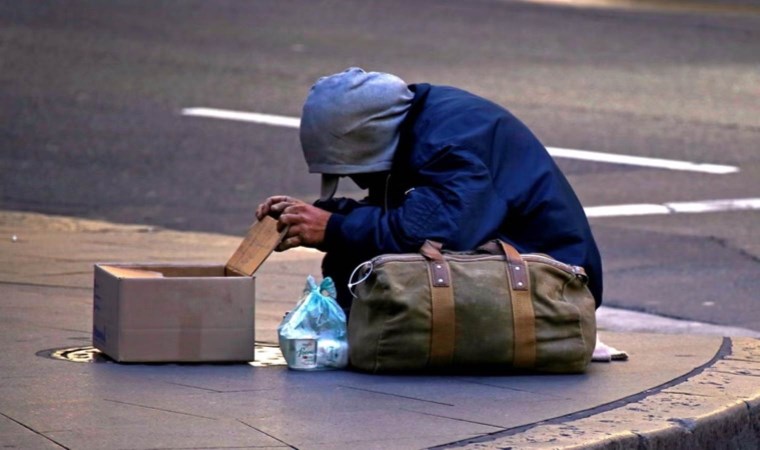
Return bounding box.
[448,337,760,449]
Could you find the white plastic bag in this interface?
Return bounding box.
[277,276,348,370]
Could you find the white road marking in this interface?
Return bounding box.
[547,147,738,174]
[584,198,760,218]
[182,108,301,128]
[181,107,740,175]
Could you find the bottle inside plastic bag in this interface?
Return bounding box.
[277,276,348,370]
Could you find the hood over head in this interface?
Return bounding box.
[299,67,414,200]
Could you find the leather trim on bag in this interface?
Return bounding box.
[429,261,450,287]
[500,242,529,291]
[500,242,537,368]
[427,258,455,367]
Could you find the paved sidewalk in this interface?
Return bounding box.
[0,211,758,449]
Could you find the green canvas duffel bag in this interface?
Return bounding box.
[347,240,597,373]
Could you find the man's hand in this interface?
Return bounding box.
[255,195,293,221]
[255,196,331,251]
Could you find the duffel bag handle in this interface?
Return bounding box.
[476,240,530,292]
[420,240,444,260]
[422,238,533,292]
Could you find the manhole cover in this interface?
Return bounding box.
[250,344,287,367]
[40,346,114,363]
[38,344,287,366]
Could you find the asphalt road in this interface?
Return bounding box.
[1,1,758,330]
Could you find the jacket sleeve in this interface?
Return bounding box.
[321,147,507,260]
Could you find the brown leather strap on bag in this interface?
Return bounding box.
[498,241,537,369]
[420,240,456,367]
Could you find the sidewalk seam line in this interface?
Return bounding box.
[102,398,218,421]
[339,385,455,406]
[399,407,504,430]
[237,419,299,449]
[0,411,70,449]
[0,280,89,291]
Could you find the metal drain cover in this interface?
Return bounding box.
[38,344,287,366]
[44,346,113,363]
[250,345,287,367]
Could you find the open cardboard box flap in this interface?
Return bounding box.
[98,216,285,279]
[225,215,286,277]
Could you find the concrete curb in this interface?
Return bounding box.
[440,337,760,449]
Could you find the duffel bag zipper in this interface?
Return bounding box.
[370,253,587,281]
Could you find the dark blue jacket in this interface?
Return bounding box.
[319,83,603,307]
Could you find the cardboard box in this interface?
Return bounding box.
[92,217,284,363]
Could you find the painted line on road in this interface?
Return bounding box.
[182,108,301,128]
[547,147,738,174]
[181,107,740,174]
[584,198,760,218]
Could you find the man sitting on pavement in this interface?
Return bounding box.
[256,67,603,312]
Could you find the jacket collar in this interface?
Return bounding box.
[393,83,431,173]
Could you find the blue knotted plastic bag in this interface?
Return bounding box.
[277,276,348,370]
